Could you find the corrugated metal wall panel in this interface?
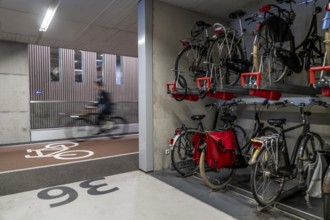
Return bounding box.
[29,45,138,129]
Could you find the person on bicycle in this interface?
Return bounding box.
[88,81,112,133]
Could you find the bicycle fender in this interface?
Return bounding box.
[169,134,181,150]
[248,147,262,165]
[323,166,330,193]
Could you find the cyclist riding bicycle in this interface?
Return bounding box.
[86,81,112,134]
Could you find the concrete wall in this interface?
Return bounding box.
[0,40,30,144]
[152,1,226,170]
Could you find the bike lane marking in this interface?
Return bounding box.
[0,137,138,172]
[0,152,138,174]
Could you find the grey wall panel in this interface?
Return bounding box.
[29,44,138,129]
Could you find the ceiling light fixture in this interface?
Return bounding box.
[39,1,60,32]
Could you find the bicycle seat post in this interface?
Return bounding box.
[205,27,209,39]
[197,119,204,131]
[299,104,307,124]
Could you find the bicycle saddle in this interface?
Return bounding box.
[191,115,205,121]
[220,114,237,123]
[195,20,211,27]
[267,118,286,127]
[229,10,246,19]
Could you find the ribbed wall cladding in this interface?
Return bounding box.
[29,44,138,129]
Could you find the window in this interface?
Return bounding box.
[96,53,103,81]
[74,50,83,82]
[115,55,123,85]
[50,48,60,81]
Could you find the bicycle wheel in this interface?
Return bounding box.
[174,75,187,101]
[251,147,285,206]
[171,131,198,176]
[106,116,128,139]
[325,193,330,220]
[233,125,247,151]
[253,25,291,83]
[199,149,236,190]
[296,133,323,179]
[65,119,97,141]
[175,45,208,90]
[207,34,244,86]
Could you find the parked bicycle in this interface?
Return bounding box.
[253,0,324,83]
[250,99,326,207]
[170,101,247,177]
[173,20,213,101]
[205,10,254,87]
[199,100,277,190]
[65,103,128,141]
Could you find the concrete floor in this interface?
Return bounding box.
[0,171,236,220]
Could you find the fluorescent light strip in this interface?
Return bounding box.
[39,4,58,32]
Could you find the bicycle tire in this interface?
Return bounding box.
[174,45,208,90]
[107,116,128,139]
[199,149,236,190]
[207,34,244,86]
[65,119,97,141]
[253,24,291,83]
[233,125,247,151]
[296,132,323,179]
[251,147,285,206]
[174,75,188,101]
[325,193,330,220]
[326,30,330,67]
[171,131,198,176]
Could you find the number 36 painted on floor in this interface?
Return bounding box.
[37,177,119,208]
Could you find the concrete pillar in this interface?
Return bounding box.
[138,0,154,172]
[0,40,30,145]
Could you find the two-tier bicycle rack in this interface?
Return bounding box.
[166,66,330,220]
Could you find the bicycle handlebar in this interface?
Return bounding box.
[244,13,262,22]
[276,0,296,4]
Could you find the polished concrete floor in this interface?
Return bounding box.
[0,171,235,220]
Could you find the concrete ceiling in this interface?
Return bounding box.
[0,0,261,57]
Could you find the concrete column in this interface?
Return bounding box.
[138,0,154,172]
[0,40,30,145]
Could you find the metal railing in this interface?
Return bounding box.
[30,101,138,129]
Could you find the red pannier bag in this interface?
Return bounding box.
[206,130,237,169]
[192,132,206,164]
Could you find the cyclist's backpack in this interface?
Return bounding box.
[205,131,237,169]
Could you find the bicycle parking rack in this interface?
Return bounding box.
[310,65,330,96]
[166,79,249,101]
[241,72,321,100]
[166,82,200,101]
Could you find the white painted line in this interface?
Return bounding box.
[0,152,138,174]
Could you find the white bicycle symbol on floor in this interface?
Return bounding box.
[25,142,94,160]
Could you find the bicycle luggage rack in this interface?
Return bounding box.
[241,72,321,100]
[310,65,330,96]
